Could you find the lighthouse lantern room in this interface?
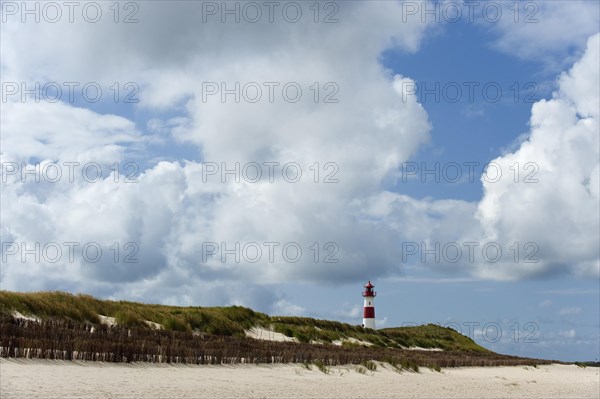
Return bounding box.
[362,280,376,329]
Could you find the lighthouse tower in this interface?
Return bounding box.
[362,281,376,329]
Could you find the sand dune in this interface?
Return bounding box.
[1,359,598,398]
[245,326,298,342]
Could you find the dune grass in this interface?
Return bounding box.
[381,324,490,352]
[0,291,267,336]
[0,290,487,352]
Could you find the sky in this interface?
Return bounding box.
[0,1,599,362]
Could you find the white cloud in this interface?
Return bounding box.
[0,2,435,304]
[558,329,577,338]
[335,304,362,319]
[376,316,388,329]
[0,101,143,164]
[481,1,600,69]
[358,33,600,281]
[273,299,306,317]
[558,307,582,316]
[476,33,600,280]
[1,1,598,308]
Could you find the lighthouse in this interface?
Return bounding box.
[362,280,376,329]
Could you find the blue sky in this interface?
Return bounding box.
[383,20,546,201]
[1,1,599,362]
[379,13,598,361]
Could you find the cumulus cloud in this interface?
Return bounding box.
[480,1,600,69]
[1,1,598,309]
[558,329,577,338]
[273,299,306,316]
[335,304,362,320]
[558,307,582,316]
[360,33,599,281]
[0,101,143,163]
[476,33,600,280]
[0,2,434,306]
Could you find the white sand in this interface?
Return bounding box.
[332,337,373,347]
[404,346,443,351]
[97,315,116,327]
[245,326,298,342]
[144,320,163,330]
[1,359,597,398]
[11,311,40,322]
[245,327,376,347]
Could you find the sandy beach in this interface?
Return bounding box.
[1,359,598,399]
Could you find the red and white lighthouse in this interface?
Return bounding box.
[362,280,376,329]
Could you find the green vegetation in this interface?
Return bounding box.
[1,291,486,352]
[575,361,600,368]
[0,291,269,337]
[381,324,490,352]
[272,316,370,345]
[1,291,559,368]
[312,359,330,374]
[361,360,377,371]
[430,363,441,372]
[385,356,421,373]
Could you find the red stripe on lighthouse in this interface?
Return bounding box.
[363,307,375,318]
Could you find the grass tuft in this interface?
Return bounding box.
[362,360,377,371]
[313,359,330,374]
